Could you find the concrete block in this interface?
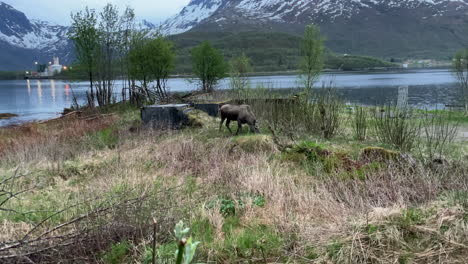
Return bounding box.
[193,103,219,117]
[141,104,190,129]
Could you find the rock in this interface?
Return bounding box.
[0,113,18,119]
[281,141,330,163]
[182,108,214,128]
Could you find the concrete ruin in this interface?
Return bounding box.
[141,104,191,129]
[141,103,218,129]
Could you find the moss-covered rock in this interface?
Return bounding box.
[360,147,400,163]
[283,141,331,162]
[184,109,214,128]
[231,135,277,153]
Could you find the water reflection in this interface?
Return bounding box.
[0,69,461,127]
[65,84,70,103]
[36,80,42,104]
[27,79,31,96]
[50,80,56,102]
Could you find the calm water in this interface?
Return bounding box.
[0,69,460,127]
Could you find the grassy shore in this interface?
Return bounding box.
[0,98,467,263]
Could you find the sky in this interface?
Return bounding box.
[3,0,190,25]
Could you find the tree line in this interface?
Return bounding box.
[68,4,325,108]
[68,3,468,113]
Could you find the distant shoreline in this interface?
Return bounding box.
[0,66,451,81]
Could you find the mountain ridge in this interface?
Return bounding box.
[0,1,72,71]
[1,1,467,71]
[162,0,468,58]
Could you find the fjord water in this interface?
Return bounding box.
[0,69,459,127]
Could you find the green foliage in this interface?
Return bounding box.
[452,49,468,112]
[68,7,99,106]
[191,41,227,92]
[398,208,426,227]
[229,53,252,92]
[353,106,368,141]
[253,195,266,207]
[129,35,175,101]
[327,54,396,71]
[441,190,468,208]
[191,219,215,244]
[68,7,99,81]
[220,198,238,216]
[69,5,138,107]
[231,135,277,152]
[174,221,201,264]
[360,147,400,163]
[418,110,458,161]
[141,242,178,263]
[372,105,420,151]
[398,254,415,264]
[223,223,283,259]
[102,241,130,264]
[326,241,343,259]
[315,86,343,139]
[205,194,266,217]
[170,31,302,73]
[365,224,379,235]
[305,246,319,260]
[300,24,324,91]
[170,30,394,74]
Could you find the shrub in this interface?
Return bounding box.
[372,104,420,151]
[313,86,343,139]
[419,110,458,161]
[353,105,368,141]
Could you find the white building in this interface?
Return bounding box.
[47,57,62,76]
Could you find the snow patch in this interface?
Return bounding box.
[162,0,468,35]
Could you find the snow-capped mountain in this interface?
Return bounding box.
[163,0,468,58]
[164,0,468,34]
[0,1,72,70]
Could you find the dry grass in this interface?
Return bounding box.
[0,106,467,263]
[0,112,117,163]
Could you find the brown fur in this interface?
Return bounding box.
[219,104,260,135]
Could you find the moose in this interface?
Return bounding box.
[219,104,260,135]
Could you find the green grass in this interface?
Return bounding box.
[102,241,130,264]
[86,127,119,150]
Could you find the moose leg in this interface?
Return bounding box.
[219,117,226,131]
[226,119,233,134]
[235,120,242,135]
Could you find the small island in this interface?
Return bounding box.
[0,113,18,119]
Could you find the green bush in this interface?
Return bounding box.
[353,106,368,141]
[102,241,130,264]
[372,105,420,151]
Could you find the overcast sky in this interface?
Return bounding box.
[3,0,190,25]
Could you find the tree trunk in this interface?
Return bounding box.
[89,71,95,107]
